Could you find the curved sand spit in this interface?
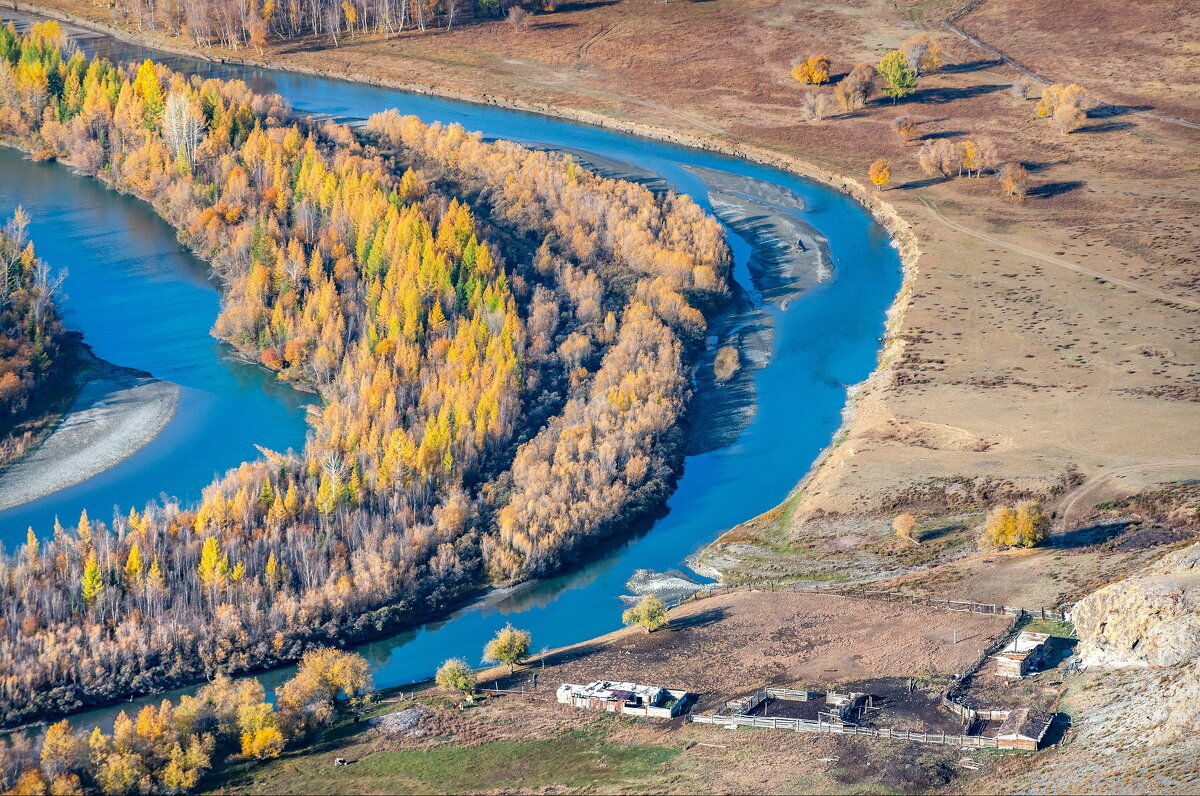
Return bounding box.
[0,363,179,514]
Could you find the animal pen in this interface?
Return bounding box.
[689,589,1069,752]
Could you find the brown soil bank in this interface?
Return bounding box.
[15,0,1200,582]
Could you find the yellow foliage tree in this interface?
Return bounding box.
[482,624,532,674]
[981,505,1018,547]
[868,158,891,190]
[791,54,832,85]
[892,512,916,541]
[622,595,668,634]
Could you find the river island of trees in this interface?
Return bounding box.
[0,21,730,726]
[0,212,69,466]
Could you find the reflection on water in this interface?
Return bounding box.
[4,11,902,729]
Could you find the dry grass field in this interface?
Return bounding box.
[217,589,1013,794]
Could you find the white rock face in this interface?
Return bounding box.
[1072,543,1200,669]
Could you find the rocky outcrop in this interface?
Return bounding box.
[1072,542,1200,669]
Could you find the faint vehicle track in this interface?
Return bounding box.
[575,21,618,66]
[942,0,1200,131]
[1054,461,1200,530]
[918,196,1200,312]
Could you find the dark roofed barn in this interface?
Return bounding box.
[995,708,1054,750]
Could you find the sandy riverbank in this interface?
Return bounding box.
[0,355,179,513]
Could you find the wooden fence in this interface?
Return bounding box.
[766,687,817,702]
[680,581,1070,624]
[690,713,1000,748]
[723,688,769,715]
[821,587,1070,622]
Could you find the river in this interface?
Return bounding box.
[0,12,901,724]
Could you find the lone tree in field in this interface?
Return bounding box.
[1035,83,1088,133]
[436,658,477,700]
[800,91,830,122]
[1011,79,1032,101]
[482,623,532,673]
[892,512,917,541]
[900,33,943,75]
[792,54,832,85]
[877,50,917,104]
[835,63,875,110]
[891,115,917,144]
[1053,103,1087,134]
[1014,501,1052,547]
[918,139,958,179]
[622,595,668,634]
[999,162,1029,198]
[869,158,891,190]
[980,501,1050,548]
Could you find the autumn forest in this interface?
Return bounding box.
[0,18,730,731]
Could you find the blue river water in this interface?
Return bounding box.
[0,15,902,719]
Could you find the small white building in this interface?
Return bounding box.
[558,681,691,718]
[995,631,1052,678]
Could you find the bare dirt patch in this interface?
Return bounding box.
[477,588,1010,714]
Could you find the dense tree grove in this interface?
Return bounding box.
[0,648,370,794]
[110,0,538,49]
[0,211,68,463]
[0,21,730,726]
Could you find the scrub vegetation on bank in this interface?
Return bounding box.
[0,209,69,466]
[0,20,730,726]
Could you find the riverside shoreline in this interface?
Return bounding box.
[0,346,180,514]
[1,0,921,579]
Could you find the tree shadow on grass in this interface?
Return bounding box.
[920,129,965,141]
[553,0,621,11]
[1045,521,1126,549]
[918,524,964,543]
[1029,180,1084,198]
[1023,159,1068,174]
[939,59,1003,74]
[1078,120,1136,134]
[895,176,948,190]
[668,607,727,631]
[909,83,1007,105]
[1089,103,1153,118]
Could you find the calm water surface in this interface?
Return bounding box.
[2,15,901,721]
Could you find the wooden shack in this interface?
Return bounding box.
[994,631,1051,678]
[995,708,1054,750]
